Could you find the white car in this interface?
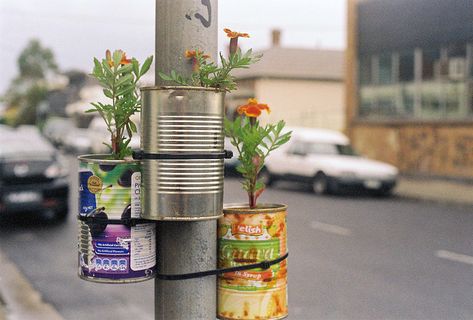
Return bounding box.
[261,127,399,196]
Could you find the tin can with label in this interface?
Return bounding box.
[217,204,288,320]
[77,155,156,283]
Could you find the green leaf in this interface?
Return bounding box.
[140,55,153,77]
[118,63,133,74]
[116,73,133,87]
[132,59,139,77]
[103,89,113,99]
[112,50,122,67]
[159,72,173,81]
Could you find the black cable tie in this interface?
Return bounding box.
[77,215,154,227]
[224,150,233,159]
[157,252,288,281]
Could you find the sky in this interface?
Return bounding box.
[0,0,346,94]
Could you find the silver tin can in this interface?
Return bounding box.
[77,155,156,283]
[140,87,225,220]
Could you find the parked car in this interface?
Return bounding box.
[261,127,399,196]
[63,127,92,154]
[42,117,74,148]
[0,126,69,221]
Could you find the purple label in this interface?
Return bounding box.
[80,225,155,280]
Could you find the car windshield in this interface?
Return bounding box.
[306,143,358,156]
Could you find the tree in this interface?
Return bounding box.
[2,39,59,125]
[17,39,58,79]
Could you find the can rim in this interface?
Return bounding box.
[140,85,225,93]
[223,203,287,214]
[77,154,139,164]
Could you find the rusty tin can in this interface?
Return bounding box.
[218,204,288,320]
[77,155,156,283]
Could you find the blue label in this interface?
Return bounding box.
[79,171,96,215]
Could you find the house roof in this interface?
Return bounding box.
[233,47,345,81]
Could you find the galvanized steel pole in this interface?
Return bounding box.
[155,0,218,86]
[154,1,218,319]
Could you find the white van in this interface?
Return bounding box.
[261,127,398,196]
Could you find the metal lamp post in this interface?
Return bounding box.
[153,1,219,319]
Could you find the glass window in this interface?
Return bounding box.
[422,48,441,80]
[308,143,338,155]
[446,82,466,117]
[336,145,358,156]
[401,84,416,115]
[378,53,393,84]
[399,51,414,82]
[420,82,443,118]
[359,56,372,85]
[359,87,376,117]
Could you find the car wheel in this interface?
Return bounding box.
[312,172,328,195]
[374,187,394,197]
[259,168,275,187]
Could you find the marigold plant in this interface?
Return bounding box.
[87,49,153,159]
[159,28,261,92]
[224,98,291,208]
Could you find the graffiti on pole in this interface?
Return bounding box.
[185,0,212,28]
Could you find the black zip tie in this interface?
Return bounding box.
[132,150,233,160]
[77,215,153,227]
[157,252,288,281]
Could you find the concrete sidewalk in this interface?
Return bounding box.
[0,250,63,320]
[395,176,473,206]
[0,176,471,319]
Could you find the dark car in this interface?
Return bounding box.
[0,126,69,221]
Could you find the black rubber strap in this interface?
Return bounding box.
[157,252,288,281]
[132,150,233,160]
[77,215,153,227]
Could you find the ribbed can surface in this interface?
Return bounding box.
[140,87,225,220]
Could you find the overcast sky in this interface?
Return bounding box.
[0,0,346,94]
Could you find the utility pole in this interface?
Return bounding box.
[154,1,218,319]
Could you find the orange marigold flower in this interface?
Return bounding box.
[184,49,210,59]
[106,49,131,67]
[224,28,250,39]
[120,52,132,65]
[237,98,271,118]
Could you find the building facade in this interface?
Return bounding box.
[346,0,473,179]
[228,33,345,132]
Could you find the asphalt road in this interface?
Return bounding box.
[0,160,472,320]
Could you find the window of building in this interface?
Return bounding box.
[399,51,414,82]
[420,82,442,118]
[446,83,466,117]
[359,56,372,85]
[378,53,393,84]
[422,48,441,80]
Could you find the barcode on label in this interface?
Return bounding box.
[131,172,141,218]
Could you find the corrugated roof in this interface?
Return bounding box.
[233,47,345,81]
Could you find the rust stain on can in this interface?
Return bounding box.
[218,204,288,320]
